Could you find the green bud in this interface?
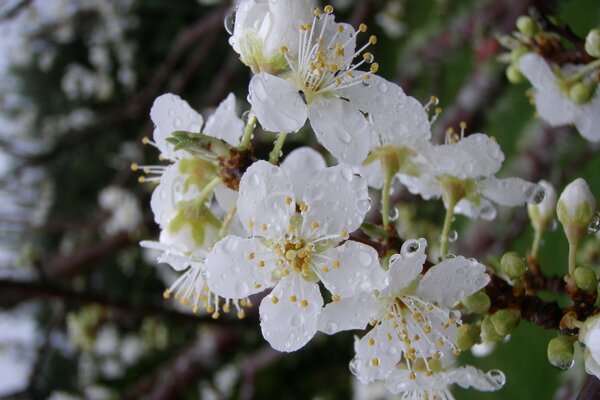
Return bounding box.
[501,252,527,280]
[463,290,491,314]
[490,309,518,337]
[506,64,525,84]
[547,336,575,369]
[557,178,596,242]
[511,47,529,64]
[516,16,539,37]
[481,317,503,342]
[569,82,597,104]
[585,29,600,58]
[574,266,598,292]
[456,324,481,350]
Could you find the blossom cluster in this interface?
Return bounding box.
[137,1,599,398]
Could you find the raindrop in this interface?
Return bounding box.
[359,251,372,266]
[173,117,182,128]
[444,253,456,259]
[448,230,458,242]
[377,81,388,93]
[336,128,352,143]
[224,10,236,35]
[340,168,353,182]
[555,360,575,371]
[551,219,558,231]
[222,237,239,253]
[246,173,260,186]
[349,358,359,375]
[326,321,338,333]
[587,211,600,234]
[242,110,251,123]
[401,239,420,255]
[361,80,370,87]
[290,314,304,328]
[235,282,250,297]
[389,207,399,222]
[389,254,401,265]
[525,185,546,205]
[486,370,506,387]
[357,199,371,212]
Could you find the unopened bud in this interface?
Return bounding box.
[528,180,557,231]
[585,28,600,58]
[547,336,575,369]
[574,266,598,292]
[481,317,503,342]
[490,309,518,337]
[511,47,529,64]
[569,82,597,104]
[506,64,525,84]
[456,324,481,350]
[516,16,539,37]
[501,252,527,280]
[463,290,491,314]
[557,178,596,242]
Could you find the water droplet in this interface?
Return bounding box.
[525,184,546,205]
[444,253,456,259]
[222,237,239,253]
[587,211,600,234]
[242,110,251,123]
[224,10,236,35]
[290,314,304,327]
[326,321,338,333]
[173,117,182,128]
[378,82,388,93]
[340,168,353,182]
[448,230,458,242]
[349,358,359,375]
[551,219,558,231]
[336,127,352,143]
[486,370,506,387]
[357,199,371,212]
[359,251,372,266]
[401,239,420,255]
[389,254,401,265]
[389,207,399,222]
[246,173,260,186]
[555,360,575,371]
[480,203,496,220]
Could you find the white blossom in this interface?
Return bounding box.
[98,186,142,235]
[581,314,600,379]
[204,160,386,351]
[519,53,600,142]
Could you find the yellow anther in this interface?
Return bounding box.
[386,333,393,341]
[409,372,416,380]
[332,260,340,269]
[290,295,298,303]
[271,296,279,304]
[423,325,432,333]
[313,8,322,17]
[414,334,420,341]
[158,154,166,161]
[299,204,308,212]
[311,221,320,230]
[337,25,344,33]
[370,63,379,73]
[130,163,138,171]
[459,121,467,130]
[285,249,297,261]
[363,52,373,62]
[433,351,442,359]
[452,349,462,356]
[282,269,290,276]
[258,260,265,268]
[359,23,368,32]
[332,295,341,302]
[300,300,309,308]
[261,224,267,231]
[369,319,377,326]
[247,252,255,260]
[237,310,246,319]
[223,304,231,313]
[370,358,380,366]
[206,305,215,313]
[368,338,375,346]
[280,46,289,54]
[369,35,378,45]
[285,196,293,205]
[340,230,348,238]
[254,283,262,289]
[247,220,254,229]
[435,107,443,115]
[192,306,199,313]
[430,95,439,105]
[211,311,220,319]
[142,136,150,144]
[324,5,334,14]
[163,290,171,299]
[322,265,329,273]
[437,338,445,346]
[362,74,371,80]
[138,176,146,183]
[181,297,190,306]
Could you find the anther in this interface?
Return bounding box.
[290,295,298,303]
[370,358,380,366]
[370,63,379,73]
[271,296,279,304]
[130,163,138,171]
[300,300,309,308]
[324,5,334,14]
[359,23,368,33]
[369,35,378,45]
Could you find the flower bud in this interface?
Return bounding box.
[585,28,600,58]
[511,47,529,64]
[569,82,597,104]
[501,252,527,280]
[463,290,491,314]
[574,266,598,292]
[516,16,539,37]
[557,178,596,241]
[456,324,481,351]
[481,317,503,342]
[528,180,557,231]
[506,64,525,84]
[547,336,575,369]
[490,309,518,337]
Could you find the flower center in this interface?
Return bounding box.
[277,238,314,276]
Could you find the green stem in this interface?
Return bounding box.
[565,59,600,84]
[196,176,222,207]
[218,202,237,239]
[238,112,257,152]
[268,133,288,164]
[381,167,394,229]
[439,198,457,258]
[568,238,579,277]
[531,228,542,260]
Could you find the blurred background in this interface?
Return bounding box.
[0,0,599,399]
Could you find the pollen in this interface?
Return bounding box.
[285,196,293,205]
[254,283,262,289]
[368,338,375,346]
[332,295,341,302]
[261,224,267,231]
[237,310,246,319]
[370,63,379,73]
[299,203,308,212]
[300,299,309,308]
[271,296,279,304]
[223,303,231,313]
[247,220,254,229]
[370,358,380,366]
[247,252,255,260]
[142,136,150,144]
[211,311,220,319]
[322,265,329,273]
[258,260,265,267]
[409,372,416,380]
[332,260,340,269]
[369,35,378,45]
[130,163,138,171]
[163,290,171,299]
[359,23,368,33]
[311,221,319,230]
[280,46,289,54]
[290,295,298,303]
[324,5,334,14]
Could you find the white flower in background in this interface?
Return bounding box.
[528,180,557,231]
[384,362,505,399]
[140,93,244,251]
[320,239,489,383]
[581,315,600,379]
[519,53,600,142]
[205,160,386,351]
[229,0,314,74]
[398,134,545,220]
[248,5,429,165]
[98,186,142,235]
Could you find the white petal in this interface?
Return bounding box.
[150,164,193,228]
[319,241,386,298]
[454,198,497,221]
[431,134,504,179]
[535,86,575,126]
[204,93,244,147]
[519,53,557,90]
[350,320,402,384]
[259,275,323,352]
[354,159,384,190]
[446,367,505,391]
[417,256,490,307]
[384,369,448,394]
[280,147,327,200]
[384,238,427,295]
[317,292,379,335]
[397,172,443,200]
[150,93,203,160]
[585,349,600,379]
[249,72,307,133]
[301,165,370,237]
[482,177,543,207]
[308,97,371,165]
[575,93,600,142]
[214,183,238,213]
[204,236,276,299]
[237,160,296,238]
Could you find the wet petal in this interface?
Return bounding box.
[280,147,327,200]
[431,134,504,179]
[481,177,543,207]
[317,292,379,334]
[204,93,244,147]
[446,367,505,391]
[213,183,238,213]
[150,164,194,228]
[455,198,497,221]
[385,238,427,295]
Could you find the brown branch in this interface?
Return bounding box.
[238,346,282,400]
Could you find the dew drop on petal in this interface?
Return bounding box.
[235,282,250,297]
[224,10,236,35]
[246,173,260,186]
[359,251,372,267]
[242,110,251,123]
[486,370,506,387]
[444,253,456,259]
[448,230,458,242]
[222,237,239,253]
[389,254,401,265]
[556,360,575,371]
[290,314,304,328]
[400,239,420,255]
[326,321,338,333]
[587,211,600,234]
[336,127,352,144]
[378,81,388,93]
[525,184,546,205]
[551,219,558,231]
[388,207,399,222]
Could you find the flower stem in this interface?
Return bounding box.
[238,112,257,152]
[269,133,288,164]
[439,198,457,258]
[531,228,542,260]
[197,176,222,206]
[565,59,600,84]
[218,202,237,239]
[568,238,579,277]
[381,167,394,229]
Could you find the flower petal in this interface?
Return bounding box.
[585,349,600,379]
[350,320,402,384]
[280,147,327,200]
[446,367,505,391]
[302,165,370,236]
[204,236,276,299]
[318,241,386,298]
[454,198,497,221]
[150,164,192,228]
[150,93,203,160]
[354,159,384,190]
[431,134,504,179]
[481,177,543,207]
[575,94,600,142]
[237,160,296,238]
[249,72,307,133]
[317,292,379,334]
[204,93,244,147]
[259,274,323,352]
[417,256,489,308]
[384,238,427,295]
[308,97,371,165]
[213,183,238,213]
